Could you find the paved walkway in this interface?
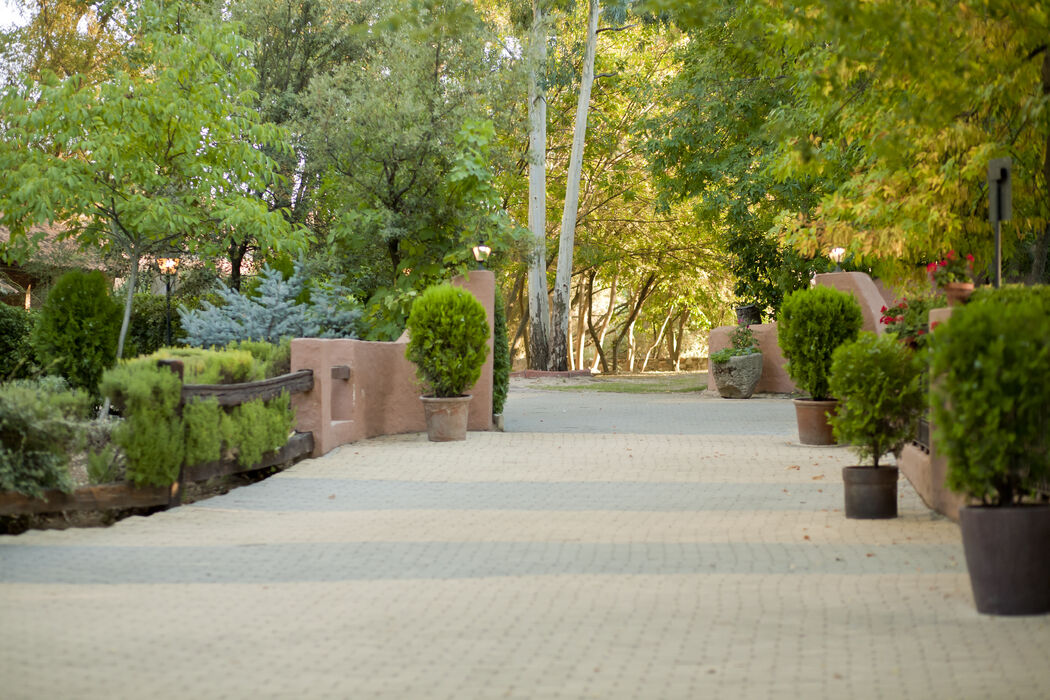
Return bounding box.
[2,384,1049,699]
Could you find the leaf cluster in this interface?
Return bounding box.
[0,304,36,380]
[0,377,91,498]
[405,284,490,398]
[492,292,511,416]
[777,286,863,400]
[829,332,924,468]
[931,286,1050,505]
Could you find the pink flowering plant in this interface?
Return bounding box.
[927,251,974,285]
[880,293,944,350]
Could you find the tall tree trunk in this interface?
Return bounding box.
[627,319,637,372]
[115,248,139,362]
[666,309,689,371]
[589,271,617,372]
[611,273,657,374]
[641,307,673,372]
[574,275,588,370]
[584,270,609,374]
[550,0,600,371]
[228,237,250,291]
[526,0,552,370]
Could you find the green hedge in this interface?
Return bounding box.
[0,377,91,497]
[101,350,296,487]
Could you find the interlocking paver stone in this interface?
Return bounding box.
[1,385,1048,699]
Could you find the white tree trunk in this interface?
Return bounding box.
[549,0,600,371]
[641,308,673,372]
[526,0,552,370]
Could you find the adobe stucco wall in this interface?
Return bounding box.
[291,270,495,457]
[812,271,890,334]
[897,306,967,521]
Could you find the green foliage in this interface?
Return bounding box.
[828,332,925,468]
[0,377,91,498]
[228,338,292,379]
[182,398,224,467]
[226,394,294,467]
[710,324,761,364]
[0,304,35,380]
[86,445,120,485]
[405,284,490,398]
[102,355,296,485]
[101,359,185,487]
[492,293,510,416]
[930,286,1050,506]
[30,270,122,395]
[127,292,214,357]
[148,348,263,385]
[777,286,863,400]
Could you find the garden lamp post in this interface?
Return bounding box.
[157,256,180,347]
[472,240,492,269]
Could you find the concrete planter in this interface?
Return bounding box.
[710,353,763,399]
[421,395,472,442]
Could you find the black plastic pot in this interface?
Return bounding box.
[959,504,1050,615]
[734,304,761,326]
[842,466,898,518]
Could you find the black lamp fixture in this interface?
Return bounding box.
[157,256,181,347]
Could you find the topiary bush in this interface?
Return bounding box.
[405,284,490,397]
[828,332,925,468]
[930,286,1050,506]
[0,303,35,379]
[0,377,92,497]
[31,270,122,395]
[492,293,510,415]
[777,286,864,400]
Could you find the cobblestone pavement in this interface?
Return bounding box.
[2,385,1049,699]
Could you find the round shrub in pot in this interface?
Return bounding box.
[405,284,490,441]
[930,286,1050,614]
[777,286,863,444]
[829,332,924,518]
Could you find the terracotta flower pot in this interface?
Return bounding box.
[793,398,838,445]
[942,282,975,307]
[420,395,472,442]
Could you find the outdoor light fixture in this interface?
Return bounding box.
[472,242,492,267]
[829,247,846,271]
[157,256,181,346]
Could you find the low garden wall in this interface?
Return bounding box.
[291,270,495,457]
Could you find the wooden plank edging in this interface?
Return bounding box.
[0,483,172,516]
[181,369,314,407]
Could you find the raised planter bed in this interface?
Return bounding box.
[1,370,316,519]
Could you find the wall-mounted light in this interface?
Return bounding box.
[472,243,492,268]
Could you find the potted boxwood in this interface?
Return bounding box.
[828,332,924,518]
[405,283,491,441]
[930,285,1050,615]
[777,286,863,444]
[710,325,763,399]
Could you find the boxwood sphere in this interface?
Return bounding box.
[405,284,490,398]
[778,285,863,400]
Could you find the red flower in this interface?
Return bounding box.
[946,250,957,260]
[881,305,887,312]
[918,329,926,335]
[931,321,941,330]
[966,254,974,263]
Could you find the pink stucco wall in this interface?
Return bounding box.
[291,270,495,457]
[812,271,890,334]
